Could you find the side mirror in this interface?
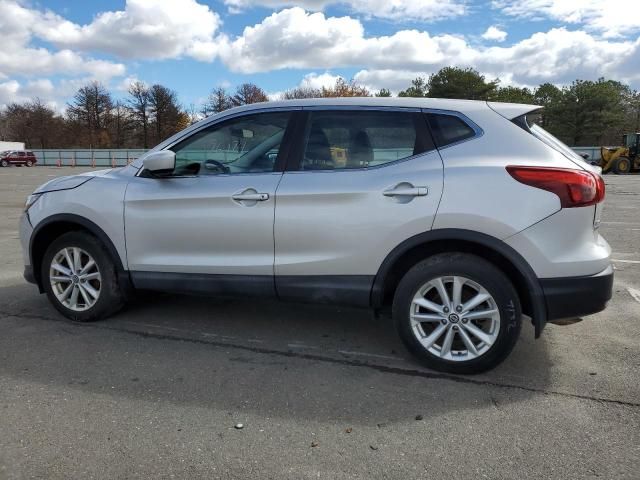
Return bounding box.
[143,151,175,175]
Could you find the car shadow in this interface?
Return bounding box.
[0,283,552,425]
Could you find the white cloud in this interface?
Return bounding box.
[299,71,342,89]
[353,69,429,93]
[217,8,470,74]
[493,0,640,38]
[3,0,640,110]
[0,79,61,109]
[216,8,640,89]
[31,0,222,61]
[223,0,465,21]
[482,26,507,42]
[0,1,126,81]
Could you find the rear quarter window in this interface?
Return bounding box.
[426,113,476,148]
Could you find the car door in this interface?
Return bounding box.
[273,107,444,305]
[124,109,295,296]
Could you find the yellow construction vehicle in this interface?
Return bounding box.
[600,133,640,174]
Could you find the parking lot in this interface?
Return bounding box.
[0,166,639,479]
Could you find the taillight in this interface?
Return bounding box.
[506,166,605,208]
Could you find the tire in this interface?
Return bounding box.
[392,253,522,374]
[41,231,125,322]
[0,160,8,167]
[613,157,631,174]
[26,160,33,167]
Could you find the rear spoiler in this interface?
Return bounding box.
[487,101,542,120]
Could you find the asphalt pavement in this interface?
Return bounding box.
[0,166,638,479]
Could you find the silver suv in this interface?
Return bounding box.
[20,98,612,374]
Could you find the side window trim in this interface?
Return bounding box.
[137,108,300,178]
[422,108,484,150]
[285,108,437,173]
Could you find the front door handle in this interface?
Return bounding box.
[383,185,428,197]
[232,192,269,201]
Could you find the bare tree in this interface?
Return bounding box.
[185,103,201,124]
[281,86,322,99]
[148,84,183,144]
[110,101,134,148]
[321,78,370,98]
[127,81,150,148]
[27,98,58,148]
[232,83,268,107]
[67,81,113,147]
[202,87,233,116]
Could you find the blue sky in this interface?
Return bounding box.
[1,0,639,111]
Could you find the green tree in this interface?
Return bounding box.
[548,79,629,146]
[623,90,640,133]
[493,86,535,104]
[533,83,563,129]
[398,77,428,97]
[427,67,498,100]
[375,88,392,97]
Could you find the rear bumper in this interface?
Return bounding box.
[539,265,613,321]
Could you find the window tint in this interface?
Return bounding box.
[427,113,476,148]
[170,111,291,175]
[301,110,430,171]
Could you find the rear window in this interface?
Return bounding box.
[426,113,476,148]
[519,114,588,165]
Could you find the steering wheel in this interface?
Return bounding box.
[204,159,230,174]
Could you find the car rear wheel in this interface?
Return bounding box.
[393,253,522,374]
[42,231,125,322]
[0,160,8,167]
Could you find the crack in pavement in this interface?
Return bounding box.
[2,310,639,409]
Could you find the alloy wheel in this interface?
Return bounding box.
[410,276,500,361]
[49,247,102,311]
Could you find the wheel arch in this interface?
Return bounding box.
[30,214,127,292]
[371,229,547,336]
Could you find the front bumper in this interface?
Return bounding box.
[24,265,36,284]
[539,265,614,321]
[19,212,33,267]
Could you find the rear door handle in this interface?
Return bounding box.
[383,186,428,197]
[232,192,269,201]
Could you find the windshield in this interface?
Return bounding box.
[525,116,588,165]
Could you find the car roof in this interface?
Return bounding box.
[132,97,541,168]
[223,97,492,114]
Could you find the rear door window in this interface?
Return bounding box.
[426,113,476,148]
[300,110,433,170]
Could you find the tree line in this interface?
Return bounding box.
[1,67,638,149]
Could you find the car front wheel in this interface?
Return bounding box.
[393,253,522,374]
[42,231,125,321]
[0,160,8,167]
